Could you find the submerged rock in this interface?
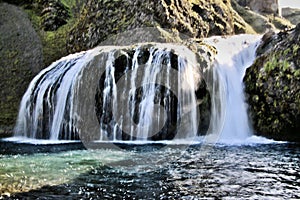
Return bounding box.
[244,25,300,142]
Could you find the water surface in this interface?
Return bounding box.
[0,141,299,199]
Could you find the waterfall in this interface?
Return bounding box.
[14,52,88,140]
[204,35,261,143]
[13,35,261,143]
[14,44,202,141]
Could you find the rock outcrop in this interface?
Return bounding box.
[231,0,294,33]
[0,3,43,137]
[66,0,251,53]
[244,24,300,142]
[13,28,214,141]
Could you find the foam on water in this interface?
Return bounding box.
[2,137,81,145]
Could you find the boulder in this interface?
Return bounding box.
[0,3,43,137]
[244,24,300,142]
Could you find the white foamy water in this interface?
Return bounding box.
[204,35,262,144]
[2,136,81,145]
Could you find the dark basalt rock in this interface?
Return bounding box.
[244,24,300,142]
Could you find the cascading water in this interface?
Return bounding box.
[14,52,88,140]
[14,44,203,141]
[204,35,261,143]
[74,44,204,142]
[13,35,262,143]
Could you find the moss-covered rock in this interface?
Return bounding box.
[269,15,294,31]
[20,0,83,67]
[0,3,44,137]
[39,0,70,31]
[244,24,300,142]
[66,0,251,53]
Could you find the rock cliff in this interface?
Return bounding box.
[66,0,250,53]
[244,25,300,142]
[236,0,279,15]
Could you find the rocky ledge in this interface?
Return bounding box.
[66,0,250,53]
[244,24,300,142]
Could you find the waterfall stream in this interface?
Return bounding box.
[13,35,261,143]
[14,44,202,141]
[204,35,261,143]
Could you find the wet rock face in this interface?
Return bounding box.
[244,25,300,142]
[93,47,211,141]
[67,0,249,53]
[0,3,43,136]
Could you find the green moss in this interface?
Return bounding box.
[264,56,278,74]
[24,8,41,29]
[24,1,76,66]
[282,60,290,71]
[41,25,70,66]
[293,44,299,55]
[263,49,292,76]
[60,0,76,8]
